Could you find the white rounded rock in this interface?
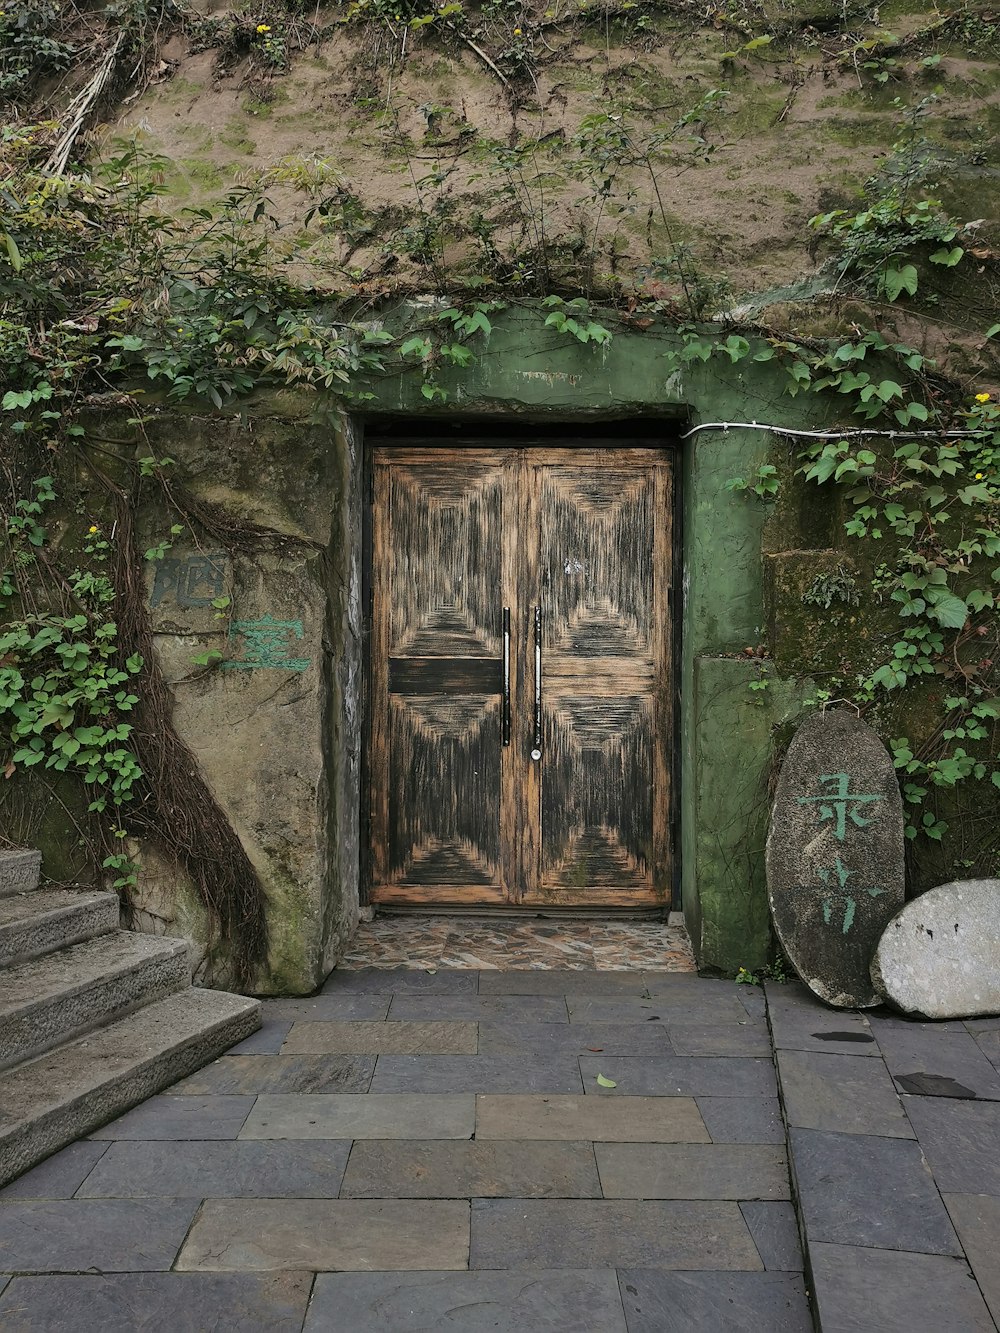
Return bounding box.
[871,880,1000,1020]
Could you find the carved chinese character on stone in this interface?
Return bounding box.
[766,710,905,1008]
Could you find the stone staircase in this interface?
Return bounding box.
[0,848,260,1187]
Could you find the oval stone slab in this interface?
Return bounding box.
[872,880,1000,1020]
[766,710,904,1008]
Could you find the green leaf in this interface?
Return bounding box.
[929,246,964,267]
[3,230,22,271]
[926,590,968,630]
[987,324,1000,340]
[596,1074,617,1088]
[883,265,918,301]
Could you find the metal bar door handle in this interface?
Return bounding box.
[502,607,511,747]
[531,605,542,760]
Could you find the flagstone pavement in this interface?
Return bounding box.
[1,933,998,1330]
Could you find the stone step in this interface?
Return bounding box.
[0,987,260,1187]
[0,931,190,1072]
[0,849,42,898]
[0,889,119,968]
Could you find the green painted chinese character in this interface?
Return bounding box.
[224,615,310,672]
[797,772,883,841]
[815,856,885,933]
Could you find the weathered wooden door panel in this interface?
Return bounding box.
[528,452,671,906]
[368,442,673,909]
[370,450,513,903]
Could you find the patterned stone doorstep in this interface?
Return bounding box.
[339,915,696,972]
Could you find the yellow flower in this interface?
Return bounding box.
[976,392,991,403]
[256,23,271,32]
[513,25,522,33]
[88,525,98,534]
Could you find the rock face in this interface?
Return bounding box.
[766,710,905,1008]
[872,881,1000,1020]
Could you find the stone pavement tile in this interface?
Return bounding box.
[0,1142,108,1199]
[696,1097,785,1145]
[305,1269,628,1331]
[579,1056,777,1097]
[0,1273,312,1333]
[665,1021,772,1057]
[568,994,749,1024]
[0,1200,197,1272]
[0,1278,7,1297]
[873,1026,1000,1100]
[767,994,878,1057]
[596,1144,789,1200]
[477,1021,672,1057]
[964,1015,1000,1033]
[944,1193,1000,1326]
[969,1028,1000,1072]
[178,1199,470,1272]
[469,1199,762,1270]
[775,1050,914,1137]
[809,1242,995,1332]
[281,1021,478,1055]
[476,1094,710,1143]
[171,1054,376,1095]
[370,1054,584,1095]
[240,1093,475,1140]
[478,970,652,996]
[788,1126,962,1255]
[228,1020,293,1055]
[262,996,391,1022]
[388,995,569,1023]
[322,967,479,994]
[903,1096,1000,1194]
[735,987,767,1020]
[869,1012,968,1034]
[77,1140,352,1199]
[90,1094,256,1140]
[617,1270,813,1333]
[340,1140,601,1199]
[739,1202,803,1271]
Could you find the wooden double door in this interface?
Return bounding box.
[368,442,674,908]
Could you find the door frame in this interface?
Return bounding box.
[359,420,683,911]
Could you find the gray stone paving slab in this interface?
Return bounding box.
[617,1270,813,1333]
[788,1126,962,1255]
[477,1021,672,1057]
[0,1278,7,1297]
[869,1011,968,1033]
[766,993,879,1057]
[0,1272,312,1332]
[579,1055,777,1097]
[240,1093,476,1140]
[775,1050,914,1137]
[970,1027,1000,1072]
[964,1015,1000,1032]
[305,1269,628,1332]
[0,1200,198,1272]
[665,1021,772,1056]
[808,1242,995,1332]
[943,1193,1000,1327]
[370,1054,584,1095]
[568,994,749,1024]
[178,1199,470,1272]
[89,1094,256,1140]
[171,1054,376,1095]
[227,1021,293,1055]
[739,1202,804,1271]
[340,1140,602,1199]
[322,967,479,994]
[872,1026,1000,1100]
[596,1143,789,1199]
[387,995,569,1022]
[77,1140,353,1198]
[478,970,654,996]
[0,1142,108,1198]
[902,1096,1000,1194]
[475,1094,710,1142]
[695,1097,785,1144]
[735,987,767,1019]
[469,1199,762,1271]
[281,1021,478,1055]
[262,996,391,1021]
